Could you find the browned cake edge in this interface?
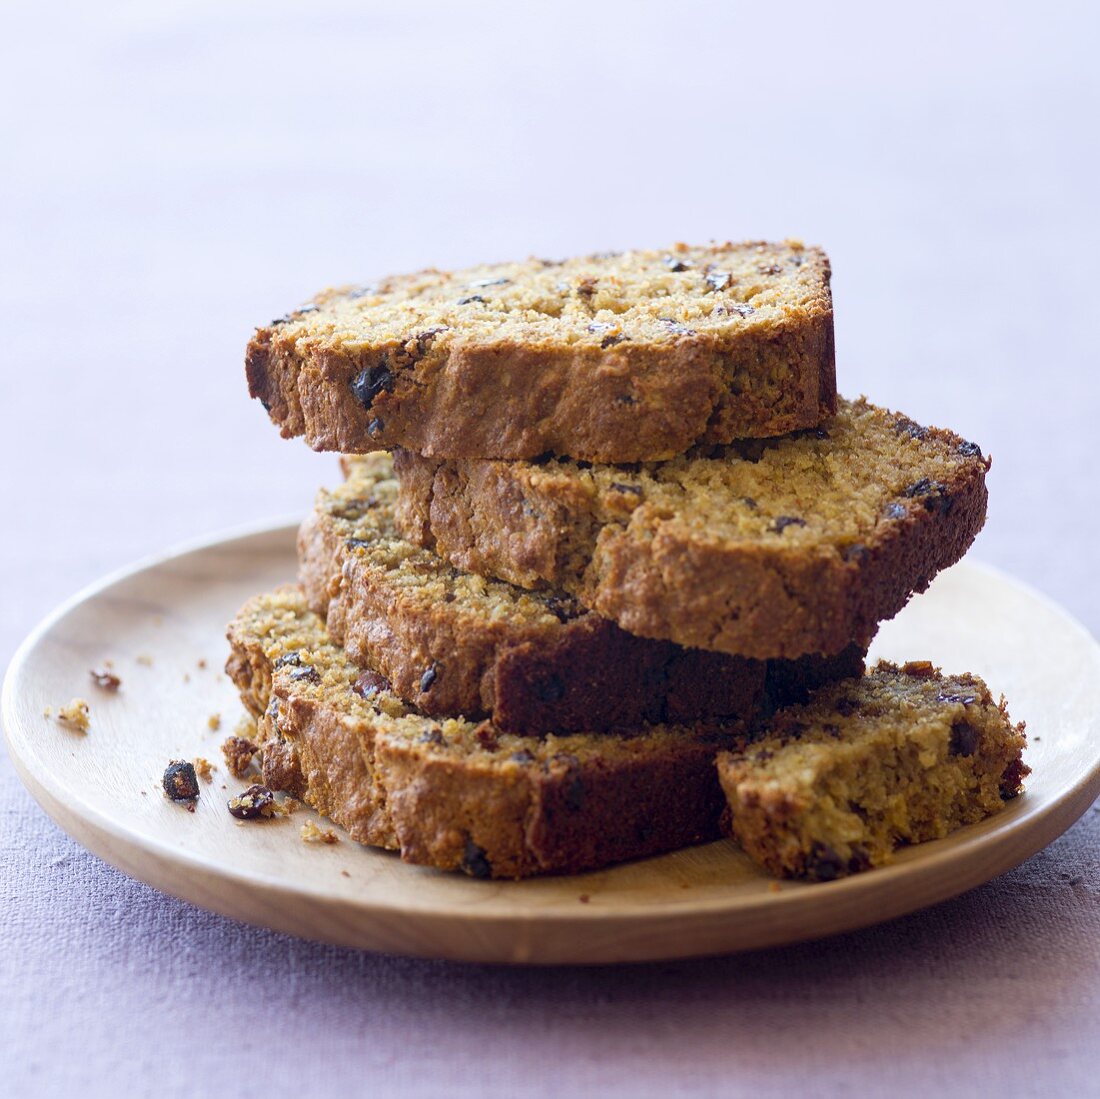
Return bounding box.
[245,253,835,463]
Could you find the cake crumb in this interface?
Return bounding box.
[57,699,90,733]
[136,654,153,667]
[193,757,216,782]
[197,659,208,670]
[768,881,783,893]
[578,894,590,904]
[183,673,190,684]
[222,735,259,778]
[89,668,121,691]
[207,713,222,731]
[42,706,53,718]
[301,820,339,844]
[340,870,350,878]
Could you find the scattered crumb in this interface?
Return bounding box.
[57,699,90,733]
[197,659,208,669]
[192,757,216,783]
[301,820,339,845]
[207,713,221,731]
[578,894,590,904]
[42,706,53,718]
[140,790,147,796]
[768,881,783,893]
[281,796,302,814]
[183,673,191,684]
[679,882,690,889]
[136,654,153,667]
[1033,736,1042,743]
[162,760,200,806]
[222,735,259,778]
[340,870,350,878]
[89,668,121,691]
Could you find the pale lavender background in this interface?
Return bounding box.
[2,2,1098,1096]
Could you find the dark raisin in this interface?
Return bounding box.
[664,255,691,272]
[950,721,981,757]
[419,664,439,693]
[353,669,390,699]
[274,653,303,668]
[413,327,446,357]
[90,668,121,690]
[771,516,807,534]
[535,675,565,703]
[601,334,629,348]
[461,839,492,879]
[350,358,393,409]
[658,318,696,336]
[843,543,868,562]
[259,397,272,412]
[467,277,510,289]
[457,295,486,305]
[940,691,978,706]
[510,750,536,764]
[885,502,908,519]
[419,727,445,746]
[805,842,846,882]
[822,723,841,738]
[895,418,928,440]
[543,595,578,622]
[367,418,384,437]
[474,724,498,750]
[576,277,598,298]
[287,665,321,683]
[705,270,732,292]
[615,393,637,405]
[834,697,858,717]
[740,496,758,510]
[227,784,276,819]
[163,760,200,802]
[957,441,983,458]
[716,302,755,318]
[609,482,643,496]
[270,303,320,326]
[1000,757,1028,799]
[758,264,782,276]
[903,478,952,513]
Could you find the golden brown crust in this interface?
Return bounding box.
[393,398,990,659]
[245,242,835,462]
[226,588,742,878]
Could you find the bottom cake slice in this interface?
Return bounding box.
[226,587,743,878]
[717,661,1029,881]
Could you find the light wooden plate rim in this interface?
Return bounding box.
[4,521,1099,963]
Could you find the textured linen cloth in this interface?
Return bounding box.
[2,2,1097,1096]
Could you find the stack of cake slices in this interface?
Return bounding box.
[229,241,1028,882]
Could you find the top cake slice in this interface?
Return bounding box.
[246,241,835,463]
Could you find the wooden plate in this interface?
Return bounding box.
[4,524,1099,964]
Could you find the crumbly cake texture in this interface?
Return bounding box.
[717,661,1029,881]
[245,241,835,463]
[300,454,863,734]
[225,588,740,879]
[394,397,990,660]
